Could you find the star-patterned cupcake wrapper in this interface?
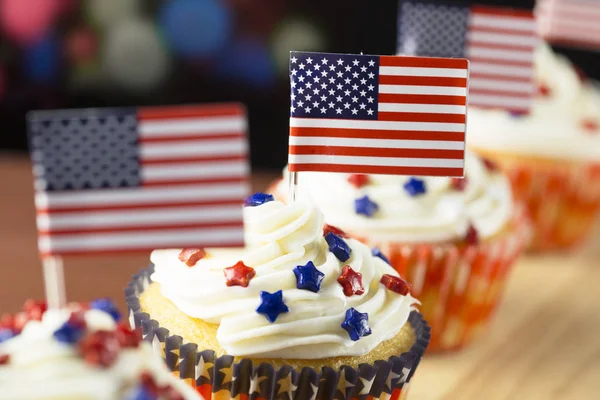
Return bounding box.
[126,265,430,400]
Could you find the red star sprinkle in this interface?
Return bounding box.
[581,119,598,132]
[23,300,47,321]
[337,265,365,296]
[0,354,9,365]
[78,330,121,368]
[538,83,551,98]
[140,371,185,400]
[465,224,479,246]
[449,177,468,191]
[12,312,29,334]
[347,174,370,188]
[159,386,185,400]
[323,224,347,238]
[115,323,141,348]
[380,274,412,295]
[140,371,160,394]
[224,261,256,287]
[67,311,87,330]
[178,248,207,267]
[482,158,499,172]
[0,314,14,331]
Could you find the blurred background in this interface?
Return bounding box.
[0,0,597,170]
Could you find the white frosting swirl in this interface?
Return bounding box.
[0,309,200,400]
[467,43,600,161]
[151,200,417,359]
[277,152,513,242]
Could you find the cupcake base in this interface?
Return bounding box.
[126,265,431,400]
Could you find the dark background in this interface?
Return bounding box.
[0,0,597,169]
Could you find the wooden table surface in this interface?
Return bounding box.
[1,154,599,400]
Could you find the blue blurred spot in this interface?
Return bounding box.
[25,33,60,84]
[217,38,275,87]
[159,0,231,58]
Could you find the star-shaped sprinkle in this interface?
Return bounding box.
[538,83,551,97]
[380,274,411,295]
[90,298,121,322]
[53,311,87,344]
[403,178,426,197]
[0,354,9,365]
[224,261,256,288]
[348,174,370,188]
[178,248,207,267]
[323,224,347,238]
[582,119,598,132]
[256,290,289,323]
[450,177,468,191]
[325,232,352,262]
[78,330,121,368]
[465,224,479,245]
[127,386,154,400]
[337,265,364,296]
[293,261,325,293]
[355,195,379,217]
[245,192,274,207]
[341,308,371,341]
[371,247,391,265]
[0,329,14,344]
[482,158,499,172]
[115,323,142,348]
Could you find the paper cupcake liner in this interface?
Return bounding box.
[126,266,431,400]
[494,156,600,251]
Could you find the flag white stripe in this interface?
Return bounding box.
[38,228,244,253]
[140,140,248,159]
[468,94,531,109]
[35,184,248,209]
[469,14,537,31]
[379,66,468,78]
[467,47,535,62]
[537,2,600,17]
[469,63,533,78]
[379,84,467,96]
[37,206,243,230]
[139,117,247,138]
[290,117,465,132]
[467,31,538,47]
[288,154,464,168]
[378,103,466,114]
[289,136,464,150]
[469,78,535,93]
[141,161,249,182]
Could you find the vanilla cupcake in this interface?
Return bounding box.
[126,198,430,400]
[467,43,600,251]
[0,300,200,400]
[270,151,530,351]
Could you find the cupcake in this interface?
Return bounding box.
[126,197,430,400]
[0,299,200,399]
[467,43,600,251]
[270,151,530,351]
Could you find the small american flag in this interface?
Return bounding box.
[28,104,249,257]
[536,0,600,50]
[288,51,468,177]
[398,0,537,114]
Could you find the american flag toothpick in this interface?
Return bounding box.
[536,0,600,50]
[288,51,468,177]
[397,0,538,114]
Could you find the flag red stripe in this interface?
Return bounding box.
[38,221,244,236]
[142,177,247,187]
[471,6,535,19]
[378,93,467,106]
[41,243,245,258]
[379,56,468,69]
[289,127,465,141]
[289,146,464,159]
[37,199,243,214]
[468,26,536,35]
[288,163,464,176]
[138,133,244,143]
[469,72,532,83]
[140,155,247,165]
[469,88,532,98]
[138,104,245,120]
[467,41,535,51]
[379,75,467,87]
[377,112,466,123]
[468,57,533,68]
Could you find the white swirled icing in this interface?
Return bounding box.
[467,43,600,161]
[0,308,200,400]
[277,152,513,242]
[150,200,418,359]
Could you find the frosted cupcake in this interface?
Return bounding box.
[271,151,530,351]
[467,43,600,251]
[126,197,430,400]
[0,299,200,399]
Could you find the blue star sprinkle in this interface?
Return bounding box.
[293,261,325,293]
[354,195,379,217]
[126,386,154,400]
[256,290,289,323]
[325,232,352,262]
[0,328,14,344]
[372,247,391,265]
[245,192,274,207]
[53,321,85,344]
[90,298,121,322]
[341,308,372,341]
[403,178,426,197]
